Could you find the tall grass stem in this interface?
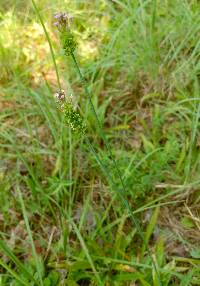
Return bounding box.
[31,0,61,90]
[74,59,162,285]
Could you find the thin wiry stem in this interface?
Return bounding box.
[71,52,162,286]
[32,0,61,90]
[151,0,157,33]
[71,52,127,189]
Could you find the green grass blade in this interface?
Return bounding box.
[0,240,38,285]
[31,0,61,89]
[141,207,160,258]
[71,220,103,286]
[0,259,29,286]
[17,186,44,286]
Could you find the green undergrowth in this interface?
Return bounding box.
[0,0,200,285]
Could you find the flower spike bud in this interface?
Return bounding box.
[54,89,66,102]
[53,12,73,31]
[53,11,77,56]
[54,89,86,134]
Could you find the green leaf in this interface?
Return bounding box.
[156,236,165,267]
[141,207,160,258]
[190,248,200,259]
[179,269,194,286]
[0,240,38,285]
[66,279,79,286]
[43,277,51,286]
[141,135,155,153]
[0,259,29,286]
[181,217,195,229]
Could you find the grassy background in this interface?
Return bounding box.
[0,0,200,285]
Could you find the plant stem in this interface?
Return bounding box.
[151,0,157,33]
[71,52,127,189]
[71,52,162,286]
[31,0,61,90]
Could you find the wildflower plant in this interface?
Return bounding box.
[31,1,163,285]
[53,14,86,134]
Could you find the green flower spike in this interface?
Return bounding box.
[54,90,86,134]
[54,12,77,56]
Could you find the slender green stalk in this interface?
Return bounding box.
[68,128,73,213]
[71,53,162,286]
[151,0,157,33]
[86,138,162,284]
[71,52,128,192]
[0,259,28,286]
[71,220,103,286]
[31,0,61,90]
[17,186,44,286]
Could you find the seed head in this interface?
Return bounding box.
[53,11,77,56]
[54,89,86,134]
[54,89,65,102]
[53,12,73,32]
[63,103,86,134]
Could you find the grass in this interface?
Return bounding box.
[0,0,200,285]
